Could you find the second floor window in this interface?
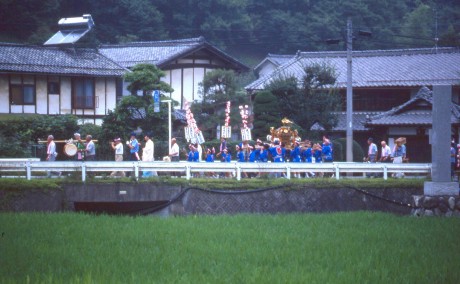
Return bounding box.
[73,78,94,109]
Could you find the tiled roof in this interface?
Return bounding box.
[246,47,460,91]
[253,53,294,73]
[311,112,382,132]
[99,37,249,71]
[0,42,127,76]
[367,112,442,125]
[367,86,460,126]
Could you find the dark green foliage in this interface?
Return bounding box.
[0,179,61,191]
[0,115,78,158]
[334,138,365,162]
[252,91,281,139]
[101,64,175,146]
[192,69,249,140]
[265,63,341,137]
[2,1,459,57]
[124,64,173,96]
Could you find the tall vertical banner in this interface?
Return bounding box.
[221,101,232,138]
[184,100,205,144]
[239,105,252,141]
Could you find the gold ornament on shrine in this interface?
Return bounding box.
[267,118,300,150]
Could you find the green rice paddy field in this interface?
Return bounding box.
[0,212,459,283]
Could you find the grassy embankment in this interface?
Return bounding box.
[0,176,426,191]
[0,212,459,283]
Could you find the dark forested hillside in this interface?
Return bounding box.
[0,0,459,62]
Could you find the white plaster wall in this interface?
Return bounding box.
[0,75,9,113]
[106,78,117,112]
[194,68,205,101]
[183,68,194,103]
[49,95,60,114]
[95,78,105,115]
[195,59,210,64]
[60,77,72,114]
[161,70,172,99]
[171,69,182,106]
[178,59,193,64]
[84,109,95,115]
[10,105,22,113]
[24,105,35,113]
[36,76,47,114]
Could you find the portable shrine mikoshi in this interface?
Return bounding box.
[267,118,300,150]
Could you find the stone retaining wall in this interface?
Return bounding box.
[412,195,460,217]
[0,184,425,216]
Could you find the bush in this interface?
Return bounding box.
[0,115,78,159]
[334,138,365,162]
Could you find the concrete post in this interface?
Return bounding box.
[346,17,353,162]
[424,85,458,195]
[26,160,31,180]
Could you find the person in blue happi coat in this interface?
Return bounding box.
[290,140,302,178]
[302,140,315,178]
[187,144,199,162]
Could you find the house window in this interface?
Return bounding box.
[10,75,35,105]
[48,77,60,94]
[72,78,95,109]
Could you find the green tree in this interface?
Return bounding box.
[267,63,340,137]
[252,91,281,140]
[399,3,434,47]
[192,69,249,140]
[101,64,175,145]
[124,64,173,97]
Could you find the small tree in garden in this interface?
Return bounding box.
[101,63,175,146]
[267,63,340,137]
[252,91,281,139]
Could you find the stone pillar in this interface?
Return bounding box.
[424,85,459,196]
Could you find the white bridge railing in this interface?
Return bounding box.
[0,159,432,182]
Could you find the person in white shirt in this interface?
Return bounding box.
[366,137,378,178]
[110,138,125,177]
[142,133,157,177]
[379,140,392,163]
[85,135,96,161]
[46,134,61,177]
[169,138,180,162]
[197,143,203,162]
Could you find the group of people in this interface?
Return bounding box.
[178,136,335,178]
[365,137,407,178]
[183,136,334,165]
[110,132,157,178]
[45,133,95,177]
[46,132,413,179]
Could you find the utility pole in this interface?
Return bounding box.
[346,17,353,162]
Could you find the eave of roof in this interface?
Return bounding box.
[366,87,460,126]
[311,111,382,132]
